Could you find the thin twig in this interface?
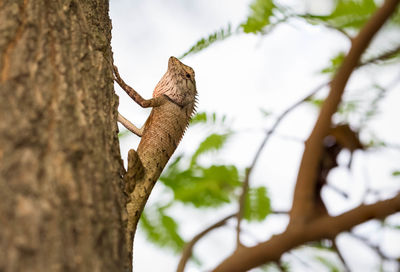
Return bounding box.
[360,44,400,66]
[326,184,349,198]
[235,81,329,246]
[324,23,353,41]
[290,0,400,224]
[214,192,400,272]
[288,251,319,271]
[177,214,235,272]
[350,232,397,261]
[234,26,400,252]
[215,1,400,270]
[177,210,288,272]
[299,14,353,41]
[332,239,350,272]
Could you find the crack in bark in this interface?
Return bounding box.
[0,0,28,82]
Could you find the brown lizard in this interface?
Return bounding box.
[113,57,197,266]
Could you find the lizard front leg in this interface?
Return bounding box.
[114,65,166,135]
[114,65,165,108]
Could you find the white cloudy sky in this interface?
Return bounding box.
[110,1,400,271]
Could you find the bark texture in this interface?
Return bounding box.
[0,1,128,271]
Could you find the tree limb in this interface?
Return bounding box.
[177,211,288,272]
[332,239,350,272]
[235,81,328,245]
[290,0,400,224]
[213,192,400,272]
[213,1,400,271]
[176,214,235,272]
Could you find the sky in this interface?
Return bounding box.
[110,1,400,271]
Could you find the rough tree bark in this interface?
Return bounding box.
[0,1,129,271]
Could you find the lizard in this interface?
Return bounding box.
[113,56,197,265]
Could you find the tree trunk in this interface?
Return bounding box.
[0,1,129,271]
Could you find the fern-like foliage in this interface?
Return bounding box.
[320,52,346,75]
[190,111,228,126]
[305,0,377,29]
[241,0,276,33]
[140,207,185,253]
[179,24,232,59]
[243,186,271,221]
[190,133,231,166]
[160,164,241,208]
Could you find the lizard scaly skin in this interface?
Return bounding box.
[114,57,197,265]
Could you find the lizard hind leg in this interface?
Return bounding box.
[124,149,144,194]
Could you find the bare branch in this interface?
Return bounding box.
[235,81,328,246]
[214,192,400,272]
[177,210,288,272]
[361,44,400,66]
[225,0,400,265]
[332,239,350,272]
[350,232,399,261]
[323,23,353,41]
[290,0,400,224]
[233,45,399,245]
[177,214,235,272]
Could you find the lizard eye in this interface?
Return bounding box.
[186,73,191,79]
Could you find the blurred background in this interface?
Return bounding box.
[110,0,400,271]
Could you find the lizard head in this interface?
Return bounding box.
[153,56,197,107]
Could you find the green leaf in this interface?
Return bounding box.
[241,0,276,33]
[392,170,400,177]
[306,0,377,30]
[320,52,345,75]
[118,129,130,138]
[259,108,272,118]
[140,209,185,253]
[161,165,241,207]
[180,24,232,58]
[244,186,271,221]
[191,133,230,165]
[392,5,400,25]
[337,100,359,119]
[305,97,325,108]
[190,112,208,125]
[366,138,386,148]
[190,111,229,126]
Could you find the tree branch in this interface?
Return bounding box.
[332,239,350,272]
[361,44,400,66]
[213,192,400,272]
[213,1,400,271]
[290,0,400,224]
[177,214,235,272]
[233,42,399,246]
[177,210,288,272]
[235,81,328,246]
[350,232,398,261]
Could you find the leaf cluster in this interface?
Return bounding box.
[304,0,377,29]
[244,186,271,221]
[141,207,185,253]
[241,0,276,34]
[181,0,400,61]
[179,24,232,59]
